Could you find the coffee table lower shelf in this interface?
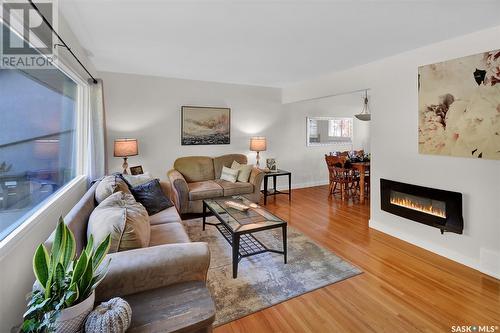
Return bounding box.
[215,223,272,257]
[203,220,287,278]
[202,198,288,278]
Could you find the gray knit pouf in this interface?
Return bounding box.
[85,298,132,333]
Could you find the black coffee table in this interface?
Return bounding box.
[202,196,287,278]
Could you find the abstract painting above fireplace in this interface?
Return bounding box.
[380,179,463,234]
[418,49,500,160]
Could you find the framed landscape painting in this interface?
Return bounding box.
[418,49,500,160]
[181,106,230,145]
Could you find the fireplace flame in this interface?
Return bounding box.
[390,196,446,218]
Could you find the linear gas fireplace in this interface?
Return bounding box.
[380,179,463,234]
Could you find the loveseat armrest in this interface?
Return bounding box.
[167,169,189,214]
[246,167,265,203]
[95,242,210,302]
[249,167,264,190]
[248,168,264,185]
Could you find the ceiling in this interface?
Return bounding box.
[59,0,500,87]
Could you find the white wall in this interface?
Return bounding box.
[101,72,370,190]
[279,93,370,187]
[101,71,282,180]
[283,25,500,279]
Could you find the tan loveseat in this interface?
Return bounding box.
[44,179,215,332]
[167,154,264,214]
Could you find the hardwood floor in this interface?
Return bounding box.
[214,185,500,333]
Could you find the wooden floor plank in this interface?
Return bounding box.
[214,186,500,333]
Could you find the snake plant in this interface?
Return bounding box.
[22,217,111,333]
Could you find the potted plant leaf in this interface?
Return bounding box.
[21,217,111,333]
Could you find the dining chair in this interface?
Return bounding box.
[325,155,357,200]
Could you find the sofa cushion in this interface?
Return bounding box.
[149,206,182,225]
[213,154,247,179]
[149,223,190,246]
[188,181,223,201]
[95,175,131,204]
[214,179,254,196]
[174,156,215,182]
[88,192,150,253]
[130,179,174,215]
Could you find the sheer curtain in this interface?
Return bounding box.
[87,79,107,182]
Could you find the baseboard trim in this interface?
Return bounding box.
[272,180,329,191]
[369,219,500,280]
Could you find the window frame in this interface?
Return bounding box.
[0,18,91,251]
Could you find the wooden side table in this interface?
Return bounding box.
[261,169,291,205]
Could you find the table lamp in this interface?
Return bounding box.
[250,136,266,168]
[114,138,138,174]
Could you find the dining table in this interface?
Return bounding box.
[350,161,370,204]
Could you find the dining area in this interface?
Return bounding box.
[325,150,371,203]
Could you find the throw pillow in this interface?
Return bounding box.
[121,172,153,187]
[87,191,150,253]
[220,166,239,183]
[231,160,253,182]
[95,175,131,204]
[130,179,174,216]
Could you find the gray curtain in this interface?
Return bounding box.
[87,79,107,182]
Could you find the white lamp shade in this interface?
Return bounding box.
[114,139,138,157]
[250,137,267,152]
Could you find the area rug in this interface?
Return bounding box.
[183,217,362,326]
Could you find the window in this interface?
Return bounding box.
[328,118,353,142]
[0,28,81,241]
[308,118,319,142]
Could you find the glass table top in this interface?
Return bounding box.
[204,196,286,233]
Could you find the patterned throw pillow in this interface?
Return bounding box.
[220,166,239,183]
[231,160,253,182]
[130,179,174,215]
[95,175,131,204]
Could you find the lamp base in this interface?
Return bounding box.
[122,157,129,174]
[256,151,261,168]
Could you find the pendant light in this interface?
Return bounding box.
[355,90,371,121]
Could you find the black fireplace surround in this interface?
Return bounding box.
[380,179,463,234]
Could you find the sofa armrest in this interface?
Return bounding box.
[95,242,210,302]
[159,180,173,197]
[249,167,264,192]
[244,168,265,203]
[167,169,189,214]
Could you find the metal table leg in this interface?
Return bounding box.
[232,234,240,278]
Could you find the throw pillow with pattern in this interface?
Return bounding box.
[220,166,239,183]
